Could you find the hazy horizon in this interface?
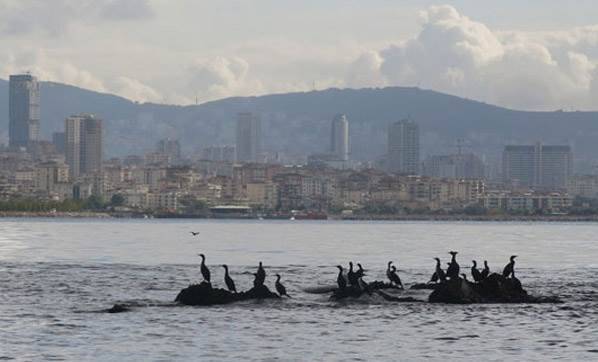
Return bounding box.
[2,1,598,111]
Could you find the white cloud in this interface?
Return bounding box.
[350,5,598,110]
[108,76,162,103]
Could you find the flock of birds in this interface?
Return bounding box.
[198,253,290,297]
[195,250,519,297]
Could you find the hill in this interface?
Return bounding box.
[0,79,597,169]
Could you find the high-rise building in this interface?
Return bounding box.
[156,138,181,162]
[503,143,572,189]
[423,153,486,179]
[235,112,261,163]
[9,74,40,148]
[387,119,419,175]
[65,114,103,179]
[202,145,236,162]
[330,114,349,161]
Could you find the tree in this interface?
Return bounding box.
[110,194,125,207]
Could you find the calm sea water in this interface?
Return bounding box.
[1,219,597,361]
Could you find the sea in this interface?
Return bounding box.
[0,219,597,361]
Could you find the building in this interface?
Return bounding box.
[423,153,485,179]
[34,161,70,199]
[201,145,236,162]
[9,74,40,149]
[568,175,598,198]
[387,119,419,175]
[330,114,349,161]
[236,112,262,163]
[156,138,181,162]
[65,114,103,179]
[503,143,572,189]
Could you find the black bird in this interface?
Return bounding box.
[389,265,404,289]
[256,261,266,285]
[446,251,460,280]
[461,273,468,281]
[386,261,393,282]
[198,253,211,283]
[358,277,372,295]
[252,273,261,288]
[347,262,358,286]
[275,274,290,297]
[355,263,365,279]
[471,260,482,282]
[430,257,446,283]
[190,231,200,236]
[481,260,490,279]
[502,255,517,278]
[222,264,236,293]
[336,265,347,289]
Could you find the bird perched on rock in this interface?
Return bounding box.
[502,255,517,278]
[198,253,210,283]
[347,262,358,286]
[336,265,347,289]
[256,262,266,286]
[389,265,404,289]
[275,274,290,297]
[447,251,460,280]
[222,264,236,293]
[430,257,446,283]
[471,260,482,282]
[481,260,490,280]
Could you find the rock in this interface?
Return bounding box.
[410,283,438,290]
[106,304,130,313]
[329,286,369,300]
[175,282,279,306]
[428,273,562,304]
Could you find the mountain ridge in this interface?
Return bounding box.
[0,79,597,170]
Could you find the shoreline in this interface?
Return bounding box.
[2,211,598,222]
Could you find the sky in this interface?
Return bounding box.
[2,0,598,110]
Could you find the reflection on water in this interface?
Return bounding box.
[0,219,597,360]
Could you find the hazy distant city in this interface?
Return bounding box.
[1,72,596,218]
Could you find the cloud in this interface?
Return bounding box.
[353,5,598,110]
[108,76,162,103]
[185,56,263,102]
[0,0,154,36]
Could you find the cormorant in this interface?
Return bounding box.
[481,260,490,279]
[430,257,446,283]
[358,277,372,295]
[355,263,365,279]
[252,272,261,288]
[347,262,358,286]
[389,265,404,289]
[386,261,393,282]
[502,255,517,278]
[190,232,200,236]
[256,261,266,285]
[461,273,468,281]
[446,251,460,280]
[222,264,236,293]
[275,274,290,297]
[198,253,211,283]
[336,265,347,289]
[471,260,482,282]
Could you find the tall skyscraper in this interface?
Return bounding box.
[387,119,420,175]
[65,114,103,179]
[235,112,261,163]
[503,143,572,189]
[423,153,486,179]
[330,114,349,161]
[9,74,40,148]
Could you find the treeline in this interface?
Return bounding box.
[0,194,125,212]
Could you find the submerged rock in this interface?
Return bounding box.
[428,273,562,304]
[409,283,438,290]
[106,304,131,313]
[175,282,280,306]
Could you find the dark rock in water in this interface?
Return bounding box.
[368,281,401,290]
[330,286,368,300]
[376,290,422,303]
[175,282,279,306]
[428,273,562,304]
[106,304,130,313]
[410,283,438,290]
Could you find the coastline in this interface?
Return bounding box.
[2,211,598,222]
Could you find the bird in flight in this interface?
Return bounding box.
[190,231,200,236]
